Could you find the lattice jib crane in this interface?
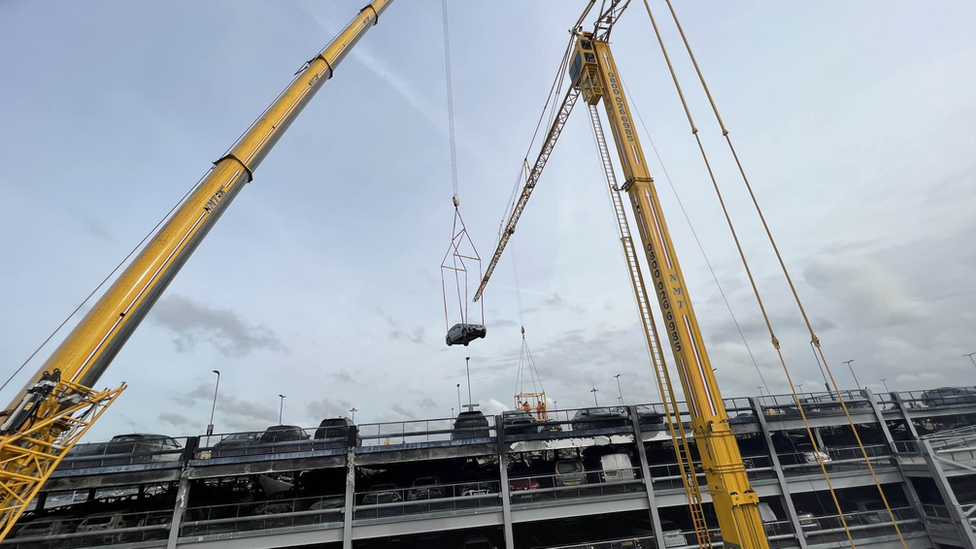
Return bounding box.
[0,1,394,540]
[571,33,771,549]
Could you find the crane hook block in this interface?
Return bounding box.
[445,323,487,347]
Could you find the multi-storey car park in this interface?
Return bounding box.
[3,2,973,548]
[4,384,975,549]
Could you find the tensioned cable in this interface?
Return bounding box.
[441,0,459,202]
[620,76,770,396]
[641,1,859,546]
[657,1,909,545]
[498,35,576,242]
[1,168,212,394]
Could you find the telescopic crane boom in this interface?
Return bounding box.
[572,33,771,549]
[0,1,394,539]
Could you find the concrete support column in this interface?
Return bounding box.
[751,397,808,549]
[892,392,921,439]
[629,405,666,549]
[863,388,928,512]
[343,446,356,549]
[920,440,976,549]
[497,439,515,549]
[166,473,191,549]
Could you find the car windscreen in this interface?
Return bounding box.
[556,462,583,473]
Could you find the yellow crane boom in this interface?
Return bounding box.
[574,33,770,549]
[0,1,394,539]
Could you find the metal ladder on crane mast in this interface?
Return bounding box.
[587,104,712,549]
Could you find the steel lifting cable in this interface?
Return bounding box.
[620,76,771,396]
[439,0,484,330]
[442,0,459,203]
[656,1,910,546]
[640,2,862,547]
[511,242,546,400]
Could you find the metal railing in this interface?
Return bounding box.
[758,391,871,419]
[59,437,190,470]
[353,480,501,519]
[358,417,496,447]
[896,386,976,411]
[920,503,954,521]
[507,467,645,505]
[799,507,923,545]
[781,454,896,478]
[180,493,344,536]
[4,509,171,548]
[194,426,350,460]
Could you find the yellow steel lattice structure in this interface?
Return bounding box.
[0,381,125,538]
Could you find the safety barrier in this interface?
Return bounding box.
[180,493,344,536]
[4,509,171,548]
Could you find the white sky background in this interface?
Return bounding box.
[1,1,975,440]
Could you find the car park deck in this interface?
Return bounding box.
[5,385,976,549]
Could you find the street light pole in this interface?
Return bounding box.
[349,407,357,422]
[757,385,766,399]
[208,370,220,438]
[797,383,804,394]
[964,353,976,370]
[879,378,891,394]
[278,394,286,425]
[590,388,599,406]
[614,374,624,405]
[456,383,462,413]
[465,356,472,409]
[843,360,861,389]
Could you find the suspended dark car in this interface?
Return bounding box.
[445,323,487,346]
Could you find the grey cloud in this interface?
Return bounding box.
[306,397,351,421]
[69,210,111,241]
[150,295,287,357]
[376,307,427,345]
[391,404,415,419]
[159,411,191,427]
[491,319,519,329]
[417,397,436,409]
[327,369,355,384]
[804,258,928,328]
[176,382,278,432]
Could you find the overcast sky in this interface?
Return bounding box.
[1,1,975,440]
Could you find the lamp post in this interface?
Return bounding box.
[590,388,599,406]
[797,383,804,394]
[456,383,462,413]
[843,360,861,389]
[757,385,766,399]
[207,370,220,438]
[879,378,891,394]
[349,407,357,422]
[614,373,624,405]
[964,353,976,370]
[278,394,286,425]
[465,356,473,410]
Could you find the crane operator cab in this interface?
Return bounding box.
[445,323,487,346]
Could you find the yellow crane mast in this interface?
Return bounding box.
[0,1,394,539]
[572,33,770,549]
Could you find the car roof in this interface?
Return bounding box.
[266,425,303,430]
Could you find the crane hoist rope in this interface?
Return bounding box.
[438,0,484,346]
[509,243,549,419]
[643,2,909,548]
[654,2,911,545]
